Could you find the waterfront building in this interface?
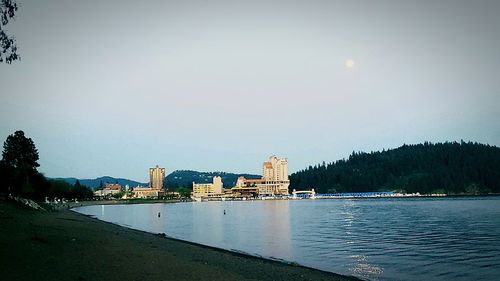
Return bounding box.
[94,183,122,197]
[234,155,290,196]
[133,186,164,198]
[150,165,166,189]
[192,176,223,198]
[132,165,166,198]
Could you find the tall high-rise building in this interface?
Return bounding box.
[234,156,290,196]
[262,156,289,182]
[261,155,290,195]
[149,165,166,190]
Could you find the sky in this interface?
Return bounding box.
[1,0,499,182]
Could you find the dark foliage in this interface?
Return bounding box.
[43,179,93,199]
[290,142,500,195]
[176,187,191,198]
[0,130,93,199]
[1,130,40,195]
[2,130,39,171]
[0,0,20,63]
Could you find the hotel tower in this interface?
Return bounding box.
[149,165,166,190]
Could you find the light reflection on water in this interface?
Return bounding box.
[74,197,500,281]
[341,200,384,280]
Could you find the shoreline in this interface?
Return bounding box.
[66,193,499,207]
[0,199,360,281]
[73,208,344,278]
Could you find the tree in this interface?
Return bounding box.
[177,188,191,198]
[111,191,124,199]
[2,130,39,171]
[0,0,20,63]
[73,180,93,199]
[289,142,500,195]
[1,130,40,195]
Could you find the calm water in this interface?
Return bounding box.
[74,197,500,281]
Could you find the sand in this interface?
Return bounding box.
[0,199,359,281]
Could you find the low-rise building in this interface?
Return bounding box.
[133,186,164,198]
[94,183,122,197]
[192,176,223,198]
[105,183,122,191]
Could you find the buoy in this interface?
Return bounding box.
[224,210,226,215]
[158,212,161,218]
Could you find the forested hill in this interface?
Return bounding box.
[165,170,261,189]
[289,142,500,195]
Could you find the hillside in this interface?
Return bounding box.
[54,176,147,190]
[290,141,500,195]
[165,170,261,189]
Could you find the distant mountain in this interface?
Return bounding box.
[290,141,500,195]
[165,170,261,189]
[54,176,147,190]
[54,170,262,190]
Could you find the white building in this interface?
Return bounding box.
[94,189,121,197]
[94,183,122,197]
[133,186,163,198]
[235,155,290,196]
[192,176,223,198]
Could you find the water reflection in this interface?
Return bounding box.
[154,201,294,261]
[342,200,383,280]
[261,200,292,259]
[74,198,500,281]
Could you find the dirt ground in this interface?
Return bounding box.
[0,200,359,281]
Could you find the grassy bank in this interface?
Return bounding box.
[0,199,359,281]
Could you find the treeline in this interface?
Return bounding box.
[289,141,500,195]
[0,162,94,200]
[0,130,93,199]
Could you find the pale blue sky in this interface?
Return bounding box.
[1,0,499,182]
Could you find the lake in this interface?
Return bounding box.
[74,197,500,281]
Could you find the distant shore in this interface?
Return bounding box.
[47,193,500,211]
[0,199,359,281]
[47,198,186,210]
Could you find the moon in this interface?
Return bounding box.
[345,59,355,68]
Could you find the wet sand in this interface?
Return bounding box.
[0,200,359,281]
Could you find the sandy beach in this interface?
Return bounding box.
[0,199,359,281]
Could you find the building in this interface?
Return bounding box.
[105,183,122,191]
[234,155,290,196]
[94,183,122,197]
[149,165,166,189]
[263,156,289,183]
[132,165,166,198]
[192,176,223,198]
[133,186,164,198]
[261,155,290,195]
